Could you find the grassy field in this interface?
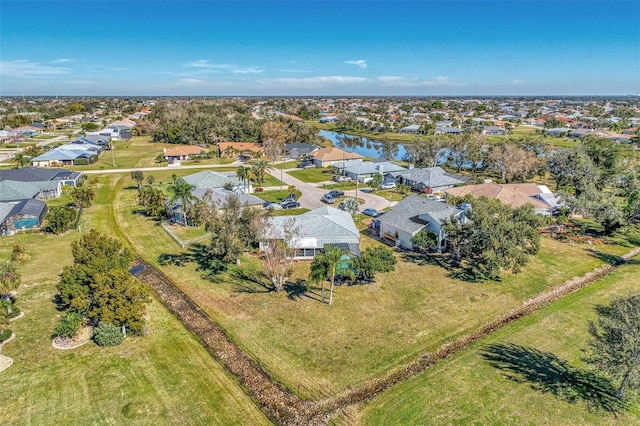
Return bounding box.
[287,167,335,183]
[0,176,269,425]
[114,175,636,399]
[355,257,640,426]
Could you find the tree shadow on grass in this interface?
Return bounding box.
[227,266,271,294]
[481,343,625,413]
[158,243,212,269]
[284,279,324,302]
[585,249,625,266]
[400,251,479,283]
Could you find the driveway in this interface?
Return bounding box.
[267,167,391,212]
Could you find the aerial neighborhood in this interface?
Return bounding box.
[0,94,639,425]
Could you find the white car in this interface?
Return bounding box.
[380,181,396,189]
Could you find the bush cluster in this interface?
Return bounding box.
[93,322,125,347]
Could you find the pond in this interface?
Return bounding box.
[320,130,407,161]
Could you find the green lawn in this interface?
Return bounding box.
[115,175,636,400]
[0,213,268,426]
[356,257,640,426]
[256,189,301,203]
[287,167,335,183]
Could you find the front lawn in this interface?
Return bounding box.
[116,173,634,400]
[287,167,335,183]
[357,254,640,426]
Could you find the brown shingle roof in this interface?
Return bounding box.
[311,147,363,162]
[444,182,550,210]
[164,145,209,156]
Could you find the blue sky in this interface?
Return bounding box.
[1,1,638,95]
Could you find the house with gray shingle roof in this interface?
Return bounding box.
[0,198,48,235]
[397,166,466,192]
[0,180,61,202]
[260,206,360,259]
[378,195,463,251]
[167,188,264,225]
[334,161,406,182]
[0,166,82,187]
[179,170,244,192]
[30,143,101,167]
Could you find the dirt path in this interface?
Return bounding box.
[132,247,640,425]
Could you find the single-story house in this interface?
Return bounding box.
[163,145,209,163]
[0,166,82,187]
[544,128,569,137]
[167,188,263,225]
[0,198,48,235]
[73,135,110,149]
[399,124,420,134]
[311,146,363,167]
[378,195,464,251]
[444,182,560,215]
[0,180,62,202]
[435,127,462,135]
[179,170,246,192]
[396,167,467,192]
[218,142,264,159]
[283,143,320,159]
[260,206,360,259]
[334,161,406,182]
[319,116,338,123]
[483,126,507,135]
[30,143,101,167]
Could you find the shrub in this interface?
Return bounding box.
[10,243,30,264]
[0,329,11,342]
[74,158,89,165]
[93,322,125,347]
[53,311,84,338]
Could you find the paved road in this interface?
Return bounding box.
[81,162,241,174]
[267,167,392,212]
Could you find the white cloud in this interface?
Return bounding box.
[258,75,368,89]
[280,69,311,73]
[376,75,465,88]
[345,59,367,69]
[51,58,73,64]
[0,59,69,78]
[510,79,526,85]
[179,78,207,85]
[232,67,264,74]
[183,60,263,75]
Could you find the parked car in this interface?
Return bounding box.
[321,194,336,204]
[280,193,297,203]
[333,175,352,182]
[297,160,314,168]
[362,208,380,217]
[380,181,396,190]
[327,190,344,198]
[264,202,283,210]
[280,200,300,209]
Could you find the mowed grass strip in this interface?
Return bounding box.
[287,167,335,183]
[0,178,269,425]
[115,175,633,399]
[356,258,640,426]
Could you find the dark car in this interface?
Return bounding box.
[280,193,297,203]
[280,200,300,209]
[321,194,336,204]
[326,190,344,198]
[297,160,314,168]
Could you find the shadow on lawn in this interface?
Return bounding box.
[158,243,211,269]
[284,279,324,302]
[585,249,625,266]
[482,343,625,413]
[400,251,479,282]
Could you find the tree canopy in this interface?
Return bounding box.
[584,293,640,399]
[443,196,541,280]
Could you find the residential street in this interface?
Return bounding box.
[267,167,392,212]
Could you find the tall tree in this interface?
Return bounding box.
[11,153,30,169]
[167,180,196,226]
[261,218,300,292]
[261,121,290,162]
[584,293,640,399]
[308,245,344,305]
[130,170,144,189]
[205,195,267,267]
[253,159,270,184]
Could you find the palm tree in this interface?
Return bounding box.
[168,180,196,226]
[308,245,344,305]
[236,166,255,193]
[253,159,270,184]
[11,153,30,169]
